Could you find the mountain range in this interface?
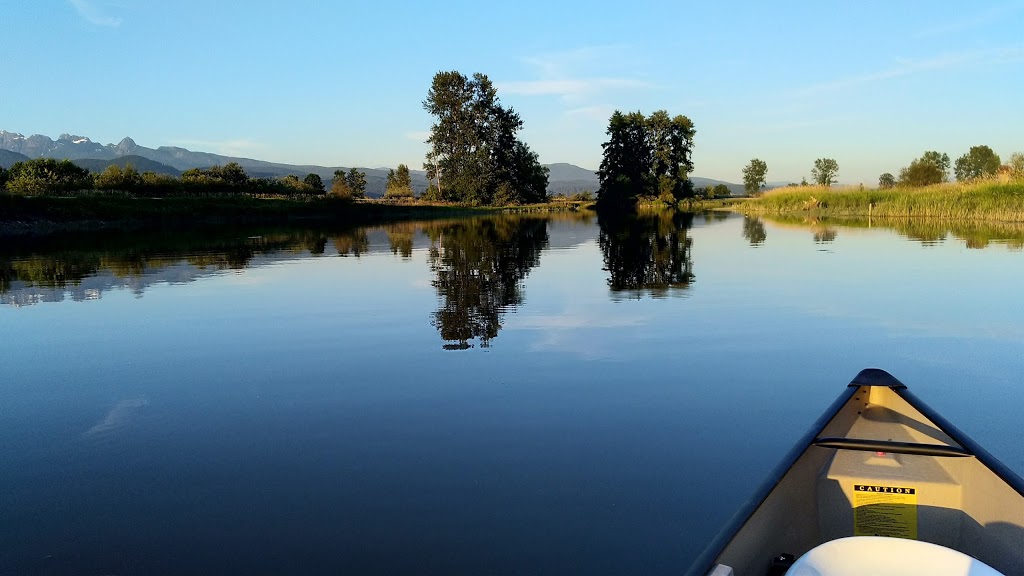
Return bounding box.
[0,130,744,197]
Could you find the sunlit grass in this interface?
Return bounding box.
[741,179,1024,222]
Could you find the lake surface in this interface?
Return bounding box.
[2,211,1023,575]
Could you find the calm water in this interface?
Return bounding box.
[2,212,1023,575]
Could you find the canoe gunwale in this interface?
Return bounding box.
[683,383,860,576]
[895,387,1024,498]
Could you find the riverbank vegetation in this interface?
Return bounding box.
[738,179,1024,221]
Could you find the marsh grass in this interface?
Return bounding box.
[743,180,1024,222]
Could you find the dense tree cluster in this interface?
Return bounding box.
[330,168,367,199]
[596,110,696,209]
[423,71,549,206]
[0,158,330,197]
[896,151,950,187]
[4,158,92,195]
[384,164,414,199]
[697,183,731,199]
[875,146,1021,188]
[954,145,1001,182]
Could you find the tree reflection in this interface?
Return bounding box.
[333,230,369,257]
[428,217,549,349]
[742,216,767,246]
[813,228,837,243]
[385,223,416,259]
[0,227,335,305]
[598,209,695,298]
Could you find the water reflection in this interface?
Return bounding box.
[598,209,695,298]
[427,217,549,349]
[0,228,324,306]
[742,216,767,246]
[758,215,1024,250]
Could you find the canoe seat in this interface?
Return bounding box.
[785,536,1004,576]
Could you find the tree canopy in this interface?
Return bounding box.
[742,159,768,196]
[596,109,695,209]
[346,168,367,199]
[811,158,839,186]
[423,70,548,205]
[878,173,896,189]
[954,145,1001,181]
[5,158,92,195]
[898,151,949,187]
[303,173,325,193]
[384,164,414,199]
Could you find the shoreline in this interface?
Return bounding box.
[732,180,1024,222]
[0,195,591,237]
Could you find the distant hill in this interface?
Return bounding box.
[542,166,746,197]
[72,155,181,176]
[1,129,745,197]
[691,177,745,196]
[0,149,30,169]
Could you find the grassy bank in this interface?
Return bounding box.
[0,193,589,236]
[739,180,1024,221]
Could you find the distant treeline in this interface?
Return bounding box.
[0,157,377,199]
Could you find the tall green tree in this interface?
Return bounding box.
[920,151,951,181]
[954,145,1001,181]
[878,173,896,189]
[346,168,367,199]
[0,166,9,191]
[330,169,352,198]
[423,70,547,205]
[598,111,652,208]
[742,158,768,196]
[303,173,325,193]
[811,158,839,186]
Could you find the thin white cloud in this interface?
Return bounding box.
[501,46,653,111]
[405,131,431,142]
[169,138,265,157]
[499,78,651,99]
[914,3,1023,38]
[68,0,122,27]
[564,105,615,121]
[796,46,1024,96]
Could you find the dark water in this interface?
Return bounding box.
[2,212,1023,575]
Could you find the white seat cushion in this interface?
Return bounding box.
[785,536,1004,576]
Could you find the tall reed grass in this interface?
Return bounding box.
[741,180,1024,222]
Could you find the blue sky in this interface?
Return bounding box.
[4,1,1023,184]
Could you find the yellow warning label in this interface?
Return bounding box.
[853,484,918,539]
